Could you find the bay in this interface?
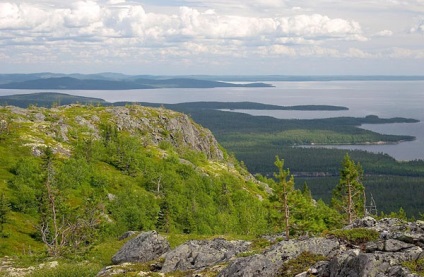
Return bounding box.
[1,80,423,160]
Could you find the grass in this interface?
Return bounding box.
[30,262,102,277]
[325,228,380,245]
[403,258,424,276]
[277,251,327,277]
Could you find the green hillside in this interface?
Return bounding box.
[0,104,342,262]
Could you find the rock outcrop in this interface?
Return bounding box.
[111,231,170,264]
[2,104,224,161]
[102,218,424,277]
[107,106,224,160]
[161,238,251,273]
[219,237,340,277]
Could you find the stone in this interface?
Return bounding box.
[353,216,377,228]
[111,231,170,264]
[118,231,139,241]
[219,238,339,277]
[327,246,423,277]
[384,239,415,252]
[161,238,250,273]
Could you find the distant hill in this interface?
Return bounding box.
[0,92,107,107]
[0,76,272,90]
[0,92,346,110]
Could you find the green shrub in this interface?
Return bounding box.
[326,228,379,244]
[403,257,424,276]
[278,251,327,277]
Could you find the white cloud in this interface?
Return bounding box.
[64,1,103,28]
[0,3,48,30]
[374,30,393,37]
[1,0,423,74]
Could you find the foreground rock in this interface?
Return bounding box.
[111,231,170,264]
[219,237,340,277]
[102,218,424,276]
[161,238,251,273]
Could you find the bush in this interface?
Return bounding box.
[326,228,379,245]
[278,251,326,277]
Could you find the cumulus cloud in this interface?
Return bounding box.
[1,0,422,73]
[0,1,365,44]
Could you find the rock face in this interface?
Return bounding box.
[111,231,170,264]
[108,106,224,160]
[161,238,251,273]
[219,238,340,277]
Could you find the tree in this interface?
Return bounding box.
[274,156,295,240]
[332,153,365,224]
[0,193,10,235]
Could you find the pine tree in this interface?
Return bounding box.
[331,153,365,224]
[274,156,295,240]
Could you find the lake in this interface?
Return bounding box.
[1,80,423,160]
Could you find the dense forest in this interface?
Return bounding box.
[182,109,424,217]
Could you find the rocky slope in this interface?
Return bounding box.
[1,104,224,160]
[99,217,424,277]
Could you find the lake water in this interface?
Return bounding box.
[1,80,423,160]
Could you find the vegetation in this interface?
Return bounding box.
[30,262,102,277]
[0,104,343,265]
[0,95,422,274]
[331,154,365,224]
[278,251,327,277]
[274,156,295,239]
[403,257,424,276]
[326,228,380,245]
[4,93,422,217]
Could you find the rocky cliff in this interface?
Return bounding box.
[1,104,224,160]
[99,217,424,277]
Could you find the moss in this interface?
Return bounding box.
[326,228,379,245]
[278,251,327,277]
[402,258,424,276]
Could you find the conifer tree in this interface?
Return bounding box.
[332,154,365,224]
[274,156,295,240]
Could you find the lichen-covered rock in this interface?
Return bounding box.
[161,238,250,273]
[219,238,340,277]
[111,231,170,264]
[107,106,224,160]
[327,246,423,277]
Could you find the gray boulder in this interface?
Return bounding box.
[328,246,423,277]
[161,238,250,273]
[112,230,170,264]
[219,237,340,277]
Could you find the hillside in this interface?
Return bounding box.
[0,104,260,255]
[1,92,422,217]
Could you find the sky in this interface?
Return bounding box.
[0,0,424,75]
